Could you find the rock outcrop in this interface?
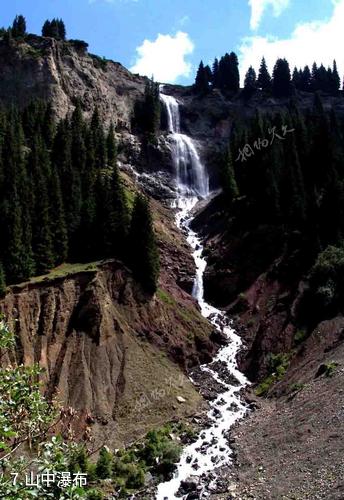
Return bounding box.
[0,34,145,129]
[1,259,214,448]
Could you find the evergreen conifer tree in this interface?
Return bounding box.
[257,57,272,91]
[128,194,159,294]
[29,134,54,273]
[228,52,240,91]
[212,58,219,88]
[221,148,239,205]
[300,66,311,91]
[195,61,210,93]
[42,20,51,37]
[243,66,257,97]
[0,262,5,296]
[11,15,26,38]
[272,58,292,97]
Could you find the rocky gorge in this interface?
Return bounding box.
[0,32,344,499]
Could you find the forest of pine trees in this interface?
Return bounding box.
[221,94,344,259]
[0,101,159,294]
[194,54,342,97]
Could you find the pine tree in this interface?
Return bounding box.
[292,67,301,90]
[42,20,51,37]
[11,15,26,38]
[243,66,257,97]
[212,58,219,88]
[300,65,311,91]
[58,19,66,40]
[106,123,117,166]
[272,58,292,97]
[194,61,209,93]
[221,148,239,205]
[52,120,82,255]
[228,52,240,91]
[331,60,340,94]
[311,62,319,91]
[96,448,112,479]
[136,79,161,135]
[49,165,68,264]
[128,194,159,294]
[0,262,5,296]
[78,129,97,261]
[29,134,54,273]
[257,57,271,91]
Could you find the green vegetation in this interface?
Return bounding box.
[0,317,95,498]
[195,52,240,94]
[90,53,108,70]
[290,382,305,392]
[194,53,340,97]
[304,245,344,319]
[11,15,26,38]
[323,361,338,377]
[129,193,160,294]
[294,329,308,345]
[42,18,66,40]
[255,352,291,396]
[134,79,161,137]
[0,100,159,294]
[157,288,176,306]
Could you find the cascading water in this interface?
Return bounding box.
[156,91,249,499]
[160,93,209,199]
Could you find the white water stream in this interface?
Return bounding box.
[156,92,249,499]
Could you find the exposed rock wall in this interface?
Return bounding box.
[1,260,213,448]
[0,35,145,130]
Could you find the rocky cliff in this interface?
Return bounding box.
[0,34,145,129]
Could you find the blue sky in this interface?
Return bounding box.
[1,0,342,84]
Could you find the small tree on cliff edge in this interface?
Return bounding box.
[11,15,26,38]
[128,193,160,295]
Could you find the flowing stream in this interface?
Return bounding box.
[156,92,249,499]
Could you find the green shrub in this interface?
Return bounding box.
[96,447,113,479]
[125,463,145,489]
[290,382,304,392]
[294,329,307,345]
[69,445,89,473]
[307,245,344,315]
[255,352,291,397]
[255,374,275,396]
[324,361,338,377]
[87,489,104,500]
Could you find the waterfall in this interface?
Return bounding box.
[160,93,209,199]
[156,90,249,500]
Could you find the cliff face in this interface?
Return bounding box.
[0,35,145,130]
[1,259,213,448]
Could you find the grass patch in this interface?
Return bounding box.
[323,361,338,377]
[255,352,292,397]
[289,382,305,392]
[124,186,135,211]
[10,261,101,290]
[157,288,176,306]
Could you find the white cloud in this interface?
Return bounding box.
[249,0,290,30]
[240,0,344,81]
[130,31,194,83]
